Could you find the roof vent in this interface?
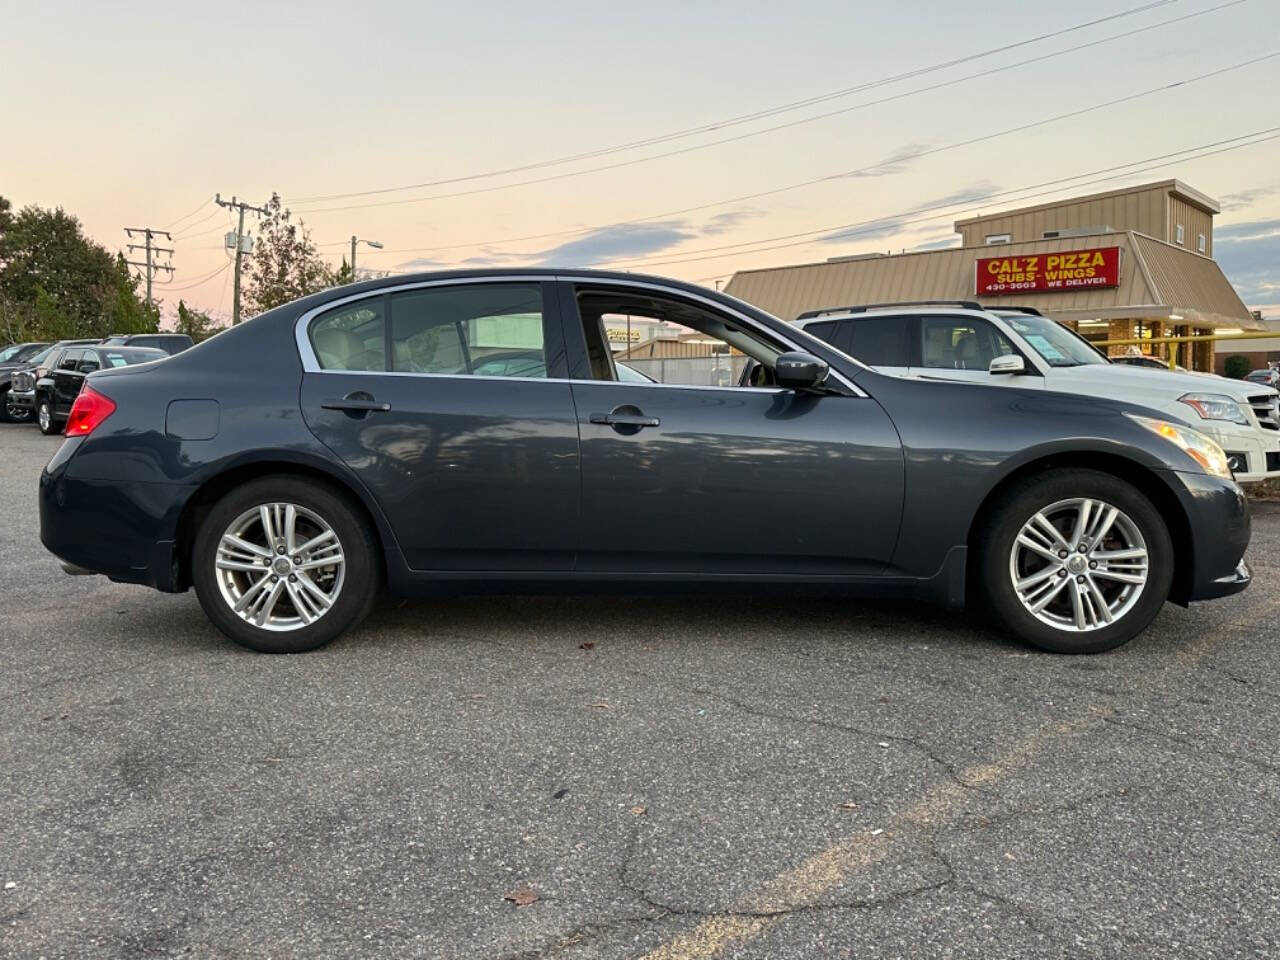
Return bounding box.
[1042,226,1113,239]
[826,252,888,263]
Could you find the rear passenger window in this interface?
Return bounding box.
[311,299,387,371]
[802,321,836,344]
[390,283,546,377]
[812,317,912,366]
[843,318,912,366]
[921,317,1014,370]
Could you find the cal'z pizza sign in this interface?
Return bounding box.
[976,246,1121,296]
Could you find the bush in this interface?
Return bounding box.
[1223,355,1251,379]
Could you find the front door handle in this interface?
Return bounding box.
[589,405,660,435]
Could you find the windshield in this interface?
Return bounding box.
[22,346,53,365]
[0,344,25,362]
[1001,314,1109,367]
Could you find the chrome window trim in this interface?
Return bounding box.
[293,273,866,397]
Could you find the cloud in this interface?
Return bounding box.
[816,182,1001,246]
[1219,185,1280,212]
[1215,218,1280,242]
[1214,219,1280,307]
[533,221,691,266]
[912,235,962,251]
[843,143,929,179]
[700,209,761,236]
[394,257,449,270]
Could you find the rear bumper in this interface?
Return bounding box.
[40,439,192,592]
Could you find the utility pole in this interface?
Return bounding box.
[350,235,383,283]
[215,194,268,324]
[124,228,174,307]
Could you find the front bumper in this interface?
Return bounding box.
[1203,421,1280,483]
[1167,468,1252,602]
[7,387,34,410]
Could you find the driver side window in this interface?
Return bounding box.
[573,288,782,388]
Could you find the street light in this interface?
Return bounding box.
[350,236,383,282]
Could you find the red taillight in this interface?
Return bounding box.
[65,384,117,436]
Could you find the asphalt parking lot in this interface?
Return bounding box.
[2,424,1278,959]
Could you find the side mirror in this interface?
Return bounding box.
[775,351,830,390]
[989,354,1026,375]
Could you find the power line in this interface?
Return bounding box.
[609,132,1280,270]
[287,0,1187,204]
[172,208,221,239]
[160,261,231,292]
[367,128,1279,277]
[607,128,1280,267]
[124,227,174,307]
[289,2,1250,216]
[164,196,214,231]
[324,54,1280,264]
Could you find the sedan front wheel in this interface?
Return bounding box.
[977,469,1173,653]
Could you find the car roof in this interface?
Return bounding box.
[96,345,166,356]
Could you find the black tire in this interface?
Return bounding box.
[36,396,61,435]
[191,476,381,653]
[0,391,13,423]
[975,468,1173,654]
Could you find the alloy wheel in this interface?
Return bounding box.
[1009,497,1149,633]
[213,502,346,632]
[37,403,51,432]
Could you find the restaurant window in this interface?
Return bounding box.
[1176,224,1185,245]
[985,233,1011,245]
[1197,233,1207,253]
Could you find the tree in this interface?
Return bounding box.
[1223,355,1251,379]
[0,196,155,340]
[174,299,224,343]
[240,193,336,318]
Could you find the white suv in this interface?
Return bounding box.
[794,301,1280,483]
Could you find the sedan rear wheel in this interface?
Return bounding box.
[192,477,380,653]
[977,469,1173,654]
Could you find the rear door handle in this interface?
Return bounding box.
[589,412,660,428]
[321,398,391,412]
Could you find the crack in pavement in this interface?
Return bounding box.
[1100,714,1280,778]
[683,684,1000,798]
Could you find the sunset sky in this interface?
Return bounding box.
[4,0,1279,321]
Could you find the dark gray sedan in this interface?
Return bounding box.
[38,270,1249,655]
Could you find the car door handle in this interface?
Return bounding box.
[589,411,660,428]
[321,398,391,412]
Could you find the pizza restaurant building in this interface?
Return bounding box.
[724,180,1258,372]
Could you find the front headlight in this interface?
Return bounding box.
[1178,392,1249,425]
[1127,414,1233,479]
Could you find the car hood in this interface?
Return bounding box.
[1051,364,1276,402]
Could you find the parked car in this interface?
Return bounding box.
[7,340,99,422]
[34,345,165,434]
[0,342,52,422]
[1245,368,1280,388]
[792,302,1280,483]
[1112,355,1185,371]
[41,271,1249,656]
[100,333,194,355]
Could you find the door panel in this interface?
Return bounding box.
[298,279,580,571]
[569,382,904,575]
[302,374,580,570]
